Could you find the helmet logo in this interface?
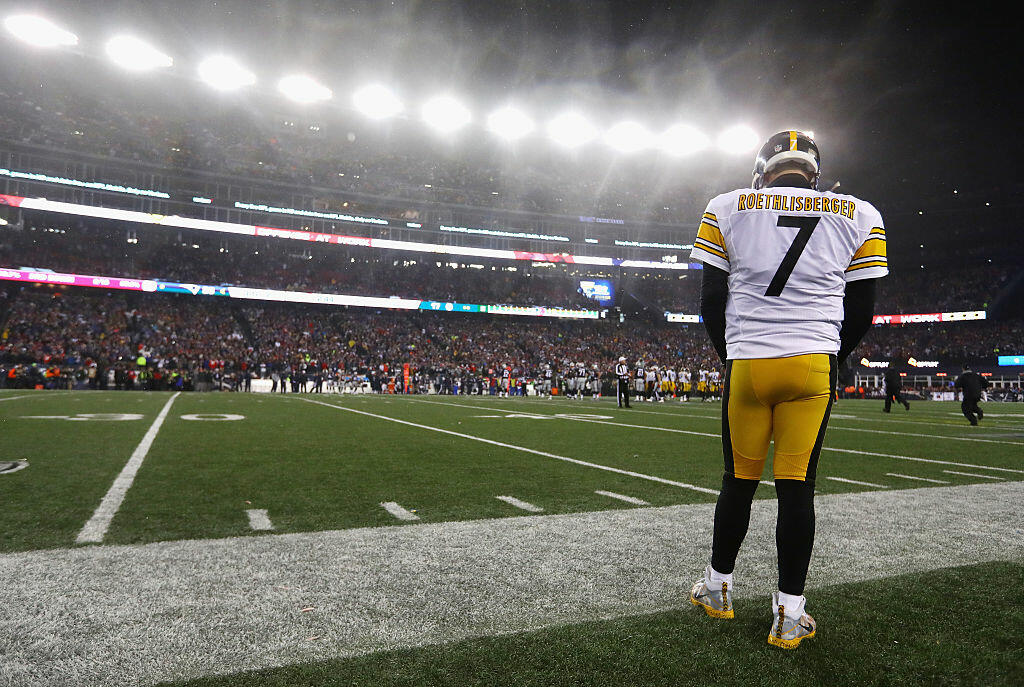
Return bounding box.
[774,144,783,152]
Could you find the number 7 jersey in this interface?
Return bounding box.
[689,185,888,360]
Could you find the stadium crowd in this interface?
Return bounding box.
[0,219,700,312]
[0,289,722,392]
[2,280,1020,394]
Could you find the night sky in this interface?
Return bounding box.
[10,1,1023,225]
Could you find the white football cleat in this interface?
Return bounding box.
[689,566,734,619]
[767,591,816,649]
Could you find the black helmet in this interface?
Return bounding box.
[752,130,820,190]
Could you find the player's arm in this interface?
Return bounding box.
[691,202,730,364]
[839,205,887,366]
[700,263,728,364]
[837,278,877,366]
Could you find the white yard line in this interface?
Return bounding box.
[409,397,1024,476]
[76,392,181,544]
[824,476,889,488]
[294,397,720,496]
[245,509,274,531]
[408,396,720,440]
[760,480,776,487]
[528,398,1024,446]
[594,490,650,506]
[496,495,544,513]
[0,394,32,403]
[943,470,1004,481]
[381,502,420,521]
[886,473,950,484]
[823,447,1024,474]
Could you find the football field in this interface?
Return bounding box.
[1,389,1021,686]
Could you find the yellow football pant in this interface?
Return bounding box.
[723,354,836,482]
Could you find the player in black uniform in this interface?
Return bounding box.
[882,367,910,412]
[954,365,989,425]
[615,356,631,408]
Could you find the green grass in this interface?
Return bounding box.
[161,561,1023,687]
[1,390,1021,685]
[1,391,1021,552]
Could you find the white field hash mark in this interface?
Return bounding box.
[886,473,950,484]
[824,476,889,488]
[943,470,1004,481]
[294,397,720,496]
[76,392,181,544]
[246,509,274,531]
[496,495,544,513]
[381,502,420,521]
[594,490,650,506]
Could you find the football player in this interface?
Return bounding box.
[635,359,646,399]
[709,368,721,401]
[687,131,884,649]
[576,363,588,400]
[500,365,512,398]
[645,365,659,402]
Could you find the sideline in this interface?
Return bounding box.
[1,481,1020,687]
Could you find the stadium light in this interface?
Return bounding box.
[421,95,471,133]
[352,84,403,120]
[3,14,78,48]
[198,55,256,91]
[486,107,534,141]
[604,121,653,153]
[660,124,710,156]
[717,125,760,154]
[278,74,332,103]
[105,35,173,71]
[547,112,598,149]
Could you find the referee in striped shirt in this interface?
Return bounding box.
[615,356,631,408]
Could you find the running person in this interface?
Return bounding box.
[954,365,989,425]
[883,366,910,412]
[687,131,884,649]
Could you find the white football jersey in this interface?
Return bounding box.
[690,185,887,359]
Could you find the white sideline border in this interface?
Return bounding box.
[407,397,1024,476]
[293,397,720,496]
[76,392,181,544]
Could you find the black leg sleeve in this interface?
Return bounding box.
[775,478,816,595]
[710,473,760,574]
